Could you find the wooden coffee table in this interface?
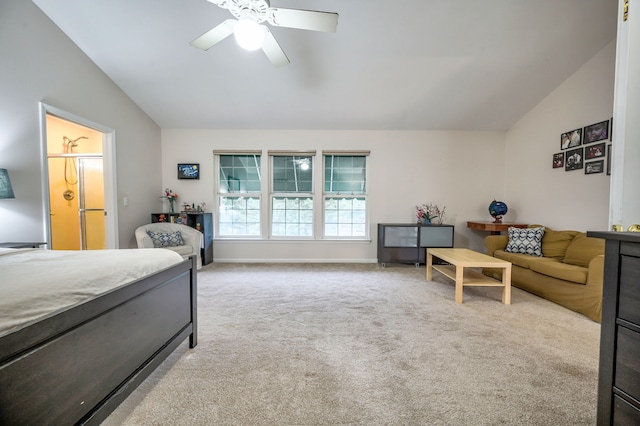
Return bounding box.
[426,248,512,304]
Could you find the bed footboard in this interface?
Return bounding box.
[0,255,198,425]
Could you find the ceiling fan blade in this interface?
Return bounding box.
[261,26,290,67]
[190,19,236,50]
[205,0,229,7]
[268,8,338,33]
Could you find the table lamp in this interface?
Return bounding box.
[0,168,15,199]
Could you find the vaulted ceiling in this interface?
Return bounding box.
[33,0,617,130]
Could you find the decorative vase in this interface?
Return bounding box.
[169,198,175,213]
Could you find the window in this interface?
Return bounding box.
[271,154,314,237]
[214,150,369,240]
[217,153,261,237]
[324,154,367,237]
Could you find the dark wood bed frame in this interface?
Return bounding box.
[0,255,198,425]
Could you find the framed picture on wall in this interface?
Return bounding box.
[177,163,200,180]
[610,117,613,141]
[607,144,612,175]
[583,120,609,144]
[561,128,582,150]
[565,147,583,171]
[585,160,604,175]
[585,142,606,159]
[552,152,564,169]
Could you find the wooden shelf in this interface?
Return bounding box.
[467,221,528,235]
[432,264,506,287]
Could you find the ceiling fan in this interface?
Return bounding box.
[190,0,339,67]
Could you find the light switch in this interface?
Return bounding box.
[123,196,129,207]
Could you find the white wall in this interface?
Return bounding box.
[162,129,506,262]
[610,0,640,229]
[0,0,161,247]
[162,42,616,263]
[503,41,616,232]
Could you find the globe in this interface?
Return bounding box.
[489,200,508,223]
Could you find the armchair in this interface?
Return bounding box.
[135,223,203,269]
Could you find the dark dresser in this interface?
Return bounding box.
[588,231,640,425]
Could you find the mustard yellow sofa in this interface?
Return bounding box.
[483,226,605,322]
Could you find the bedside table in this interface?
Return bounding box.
[0,242,47,249]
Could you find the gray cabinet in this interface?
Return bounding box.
[377,223,454,267]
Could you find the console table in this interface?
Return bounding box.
[467,221,528,235]
[377,223,454,267]
[587,231,640,424]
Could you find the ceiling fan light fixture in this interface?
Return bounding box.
[190,0,338,66]
[234,18,264,51]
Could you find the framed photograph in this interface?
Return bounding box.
[552,152,564,169]
[561,128,582,150]
[565,147,583,171]
[585,160,604,175]
[585,142,606,159]
[177,163,200,180]
[610,117,613,141]
[607,144,612,175]
[583,120,609,144]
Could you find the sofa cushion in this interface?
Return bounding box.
[493,250,558,270]
[163,245,193,257]
[505,226,545,256]
[529,260,588,284]
[147,230,184,248]
[563,234,605,267]
[540,228,581,259]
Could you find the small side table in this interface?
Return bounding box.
[466,221,528,235]
[0,242,47,248]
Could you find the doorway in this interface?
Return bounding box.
[40,103,119,249]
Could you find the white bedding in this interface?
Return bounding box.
[0,248,184,337]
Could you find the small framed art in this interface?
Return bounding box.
[553,153,564,169]
[585,142,606,159]
[561,128,582,150]
[607,144,612,175]
[583,120,609,144]
[177,163,200,180]
[565,147,583,171]
[585,160,604,175]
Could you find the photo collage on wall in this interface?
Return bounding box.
[553,118,612,175]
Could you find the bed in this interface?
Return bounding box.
[0,247,198,425]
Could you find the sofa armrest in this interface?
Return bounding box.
[484,235,509,256]
[586,254,605,289]
[134,229,154,248]
[179,227,203,269]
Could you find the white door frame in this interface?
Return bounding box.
[39,102,119,249]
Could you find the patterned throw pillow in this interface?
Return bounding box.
[505,227,545,257]
[147,231,184,248]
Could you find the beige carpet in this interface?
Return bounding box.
[103,263,600,425]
